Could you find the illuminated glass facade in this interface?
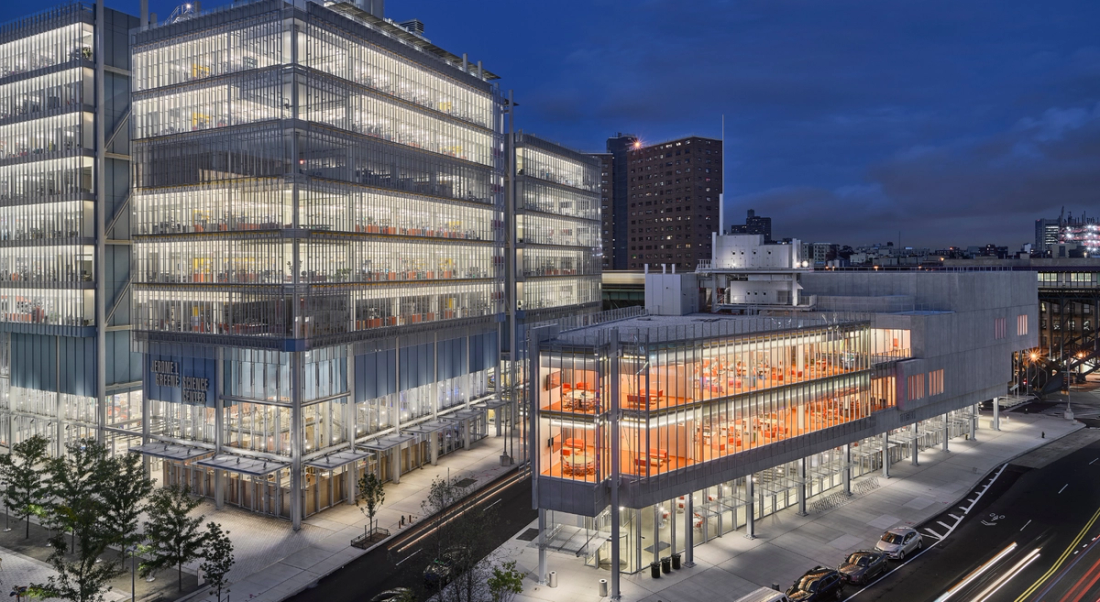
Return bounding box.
[130,0,505,528]
[0,2,141,456]
[515,133,601,318]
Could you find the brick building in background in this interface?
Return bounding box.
[597,136,722,271]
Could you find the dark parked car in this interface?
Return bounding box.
[786,566,845,601]
[837,550,887,585]
[368,588,413,602]
[423,546,471,586]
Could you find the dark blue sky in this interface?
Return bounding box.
[8,0,1099,248]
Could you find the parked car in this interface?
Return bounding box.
[733,587,792,602]
[837,550,888,585]
[786,566,844,601]
[423,546,471,586]
[368,588,414,602]
[874,527,923,560]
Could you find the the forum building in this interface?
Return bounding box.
[527,233,1037,599]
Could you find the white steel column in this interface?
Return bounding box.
[882,432,890,478]
[970,403,977,440]
[94,0,106,444]
[215,347,224,509]
[607,330,622,599]
[797,457,807,515]
[993,397,1000,431]
[346,350,356,505]
[290,352,303,531]
[684,494,694,568]
[943,414,950,452]
[745,475,755,539]
[844,444,852,495]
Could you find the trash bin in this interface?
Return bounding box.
[671,553,682,570]
[661,556,671,574]
[599,579,609,597]
[548,571,558,588]
[650,562,661,578]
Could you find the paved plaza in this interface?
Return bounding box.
[498,408,1089,602]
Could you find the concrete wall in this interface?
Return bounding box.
[713,233,802,269]
[645,273,699,315]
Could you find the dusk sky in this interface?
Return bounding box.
[7,0,1099,249]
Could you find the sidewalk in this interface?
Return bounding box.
[173,434,518,602]
[498,410,1088,602]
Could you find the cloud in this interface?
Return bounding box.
[731,101,1100,247]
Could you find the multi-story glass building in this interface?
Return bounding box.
[514,132,601,321]
[527,270,1037,598]
[130,0,505,528]
[0,1,141,456]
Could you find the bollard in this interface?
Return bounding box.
[599,579,608,597]
[1042,431,1046,439]
[772,583,781,591]
[548,571,557,588]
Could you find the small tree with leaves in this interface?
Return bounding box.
[101,451,153,591]
[35,439,122,602]
[199,522,234,602]
[141,486,205,591]
[488,561,524,602]
[0,434,50,539]
[357,471,386,537]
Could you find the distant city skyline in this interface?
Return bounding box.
[6,0,1096,248]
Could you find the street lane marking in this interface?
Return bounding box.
[939,521,954,530]
[1021,519,1032,532]
[949,514,962,521]
[1012,504,1100,602]
[1060,484,1069,494]
[924,528,943,540]
[1090,458,1098,465]
[394,548,421,566]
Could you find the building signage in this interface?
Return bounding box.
[148,356,216,406]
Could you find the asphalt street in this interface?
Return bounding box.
[286,468,536,602]
[843,431,1100,602]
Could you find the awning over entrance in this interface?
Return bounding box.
[403,418,456,435]
[130,442,213,461]
[472,398,509,411]
[360,433,415,452]
[450,407,484,421]
[195,454,288,477]
[305,449,372,470]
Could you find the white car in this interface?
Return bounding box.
[874,527,922,560]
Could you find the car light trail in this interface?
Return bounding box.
[1014,505,1100,602]
[933,542,1018,602]
[971,548,1041,602]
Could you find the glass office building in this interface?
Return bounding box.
[0,2,141,457]
[514,132,601,320]
[130,0,505,528]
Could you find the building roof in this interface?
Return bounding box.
[552,313,860,347]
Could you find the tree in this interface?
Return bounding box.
[0,434,50,539]
[199,522,234,602]
[141,486,205,591]
[100,451,153,593]
[420,476,490,602]
[356,471,386,537]
[487,561,524,602]
[34,439,122,602]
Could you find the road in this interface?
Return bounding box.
[844,432,1100,602]
[287,468,536,602]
